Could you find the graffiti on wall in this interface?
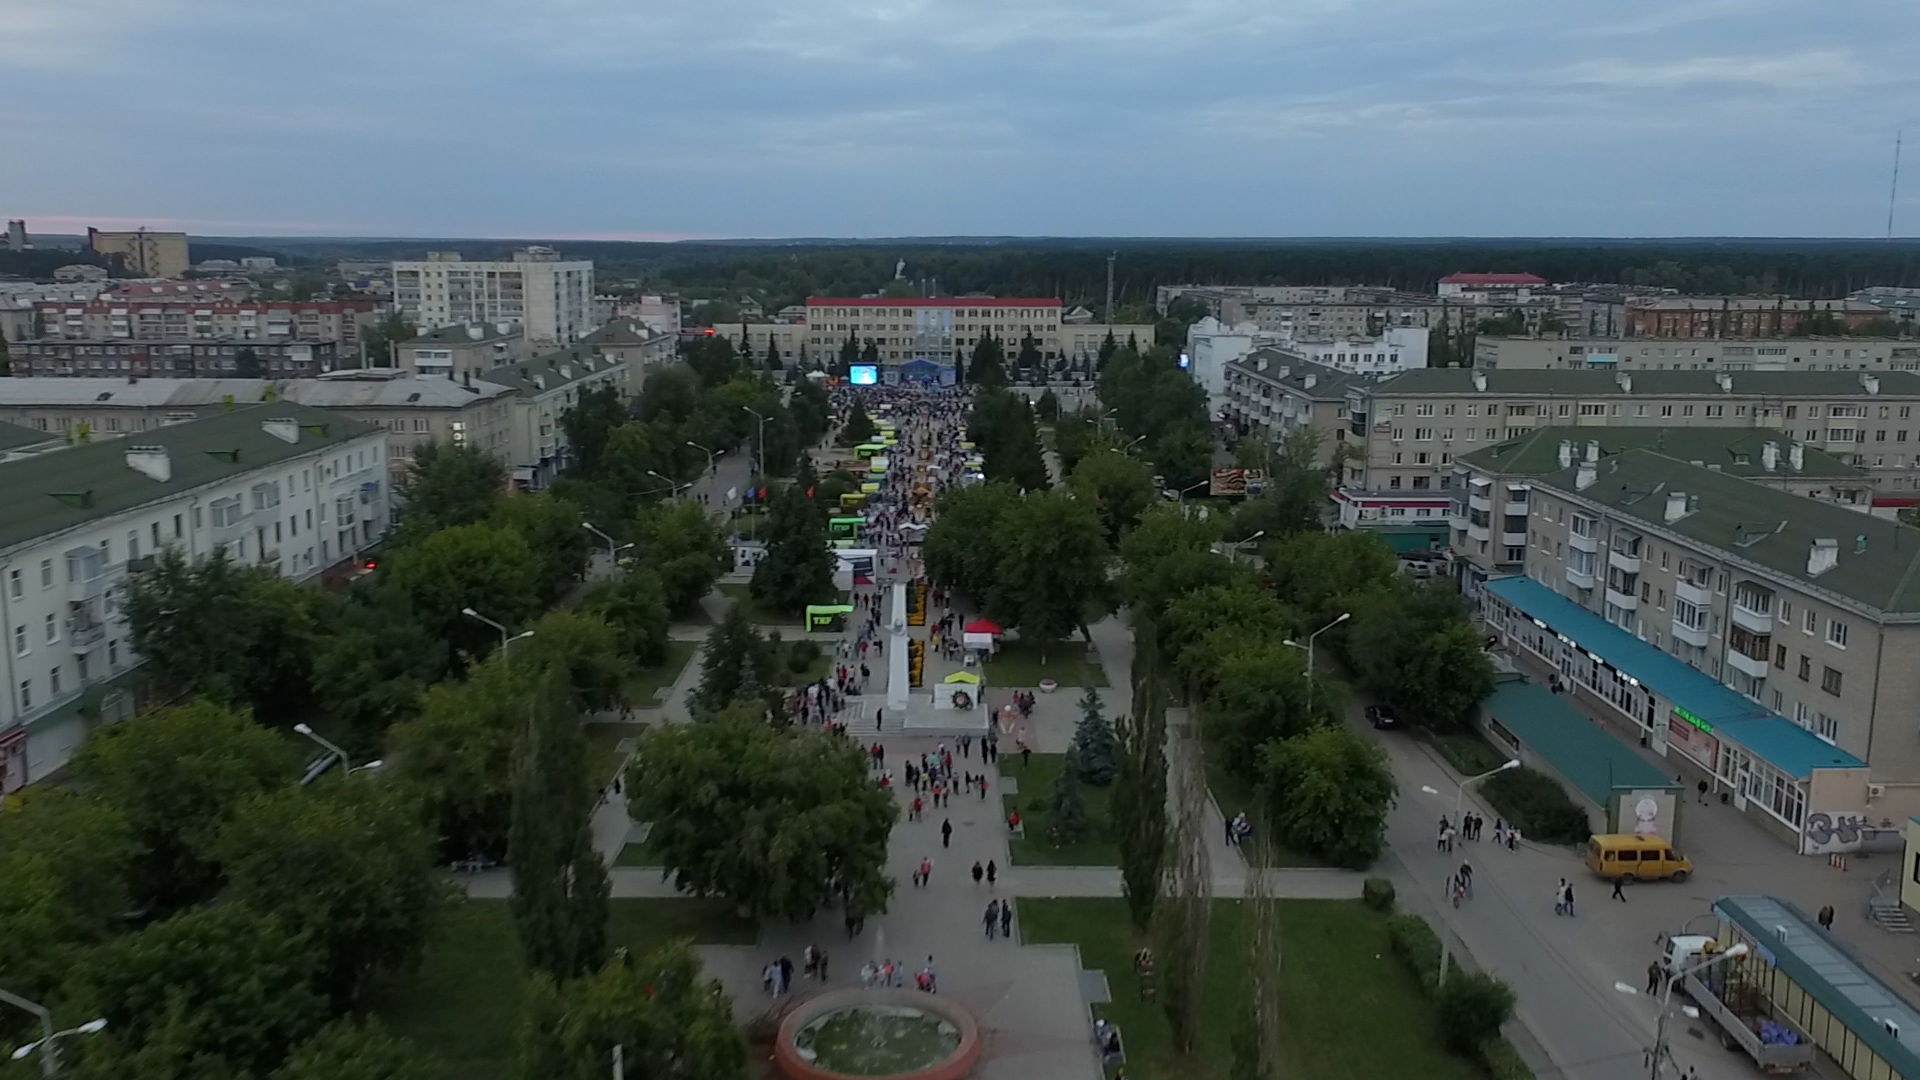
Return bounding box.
[1801,811,1881,855]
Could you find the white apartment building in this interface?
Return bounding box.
[392,247,594,347]
[0,404,390,789]
[1185,318,1282,416]
[480,344,640,490]
[1475,335,1920,372]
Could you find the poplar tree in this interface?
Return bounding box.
[508,665,609,979]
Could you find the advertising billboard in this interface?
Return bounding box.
[849,364,879,385]
[1208,468,1267,497]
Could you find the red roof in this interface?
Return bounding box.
[1439,273,1546,286]
[807,297,1061,308]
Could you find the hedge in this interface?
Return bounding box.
[1479,766,1592,846]
[1362,877,1396,912]
[1383,913,1533,1079]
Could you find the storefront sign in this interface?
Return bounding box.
[1667,711,1719,772]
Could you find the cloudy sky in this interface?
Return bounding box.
[3,0,1917,239]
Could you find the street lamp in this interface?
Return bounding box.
[1228,530,1265,563]
[292,722,351,780]
[742,406,768,477]
[1418,758,1521,985]
[347,759,386,776]
[462,607,533,657]
[686,441,720,477]
[646,470,694,501]
[1,988,105,1078]
[1281,611,1350,715]
[581,522,633,568]
[1613,942,1749,1079]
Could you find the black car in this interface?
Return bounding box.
[1366,704,1401,730]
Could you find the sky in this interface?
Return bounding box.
[3,0,1919,240]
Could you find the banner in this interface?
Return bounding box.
[1208,468,1267,498]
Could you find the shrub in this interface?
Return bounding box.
[1480,767,1592,846]
[1386,914,1442,989]
[1362,877,1396,912]
[1435,972,1517,1055]
[1482,1036,1534,1080]
[788,638,822,675]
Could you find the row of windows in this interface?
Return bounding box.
[1382,400,1918,419]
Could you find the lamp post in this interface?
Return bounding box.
[686,440,720,477]
[1419,758,1521,985]
[742,406,768,478]
[581,522,633,572]
[1613,941,1749,1079]
[462,607,533,657]
[1,988,106,1079]
[646,470,694,501]
[1228,529,1265,564]
[1281,611,1350,715]
[292,722,351,779]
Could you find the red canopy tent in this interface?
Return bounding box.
[964,619,1003,636]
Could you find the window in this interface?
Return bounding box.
[1774,644,1787,669]
[1803,610,1817,635]
[11,625,25,656]
[48,665,60,696]
[1798,655,1812,681]
[43,613,57,643]
[1816,713,1840,741]
[1826,619,1849,648]
[17,679,28,711]
[1821,666,1843,696]
[5,570,17,600]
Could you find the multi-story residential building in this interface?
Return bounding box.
[1186,319,1283,416]
[0,282,111,343]
[31,298,377,350]
[391,247,594,347]
[1851,286,1920,329]
[87,227,189,279]
[798,298,1156,367]
[611,294,681,336]
[1449,427,1872,596]
[1219,355,1364,469]
[576,319,676,373]
[9,339,338,379]
[1475,335,1920,372]
[1436,272,1547,301]
[398,323,531,382]
[1484,448,1920,847]
[279,373,516,480]
[0,403,389,789]
[480,345,638,489]
[1625,296,1889,338]
[1157,284,1443,334]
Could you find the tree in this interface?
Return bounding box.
[750,480,835,616]
[1157,699,1212,1055]
[764,337,782,371]
[1115,623,1169,929]
[1435,972,1517,1055]
[1258,726,1395,868]
[395,442,504,537]
[217,780,446,1010]
[582,569,670,668]
[860,341,880,369]
[387,523,540,662]
[559,387,629,482]
[636,363,702,425]
[1399,623,1496,732]
[1160,580,1287,695]
[970,390,1049,490]
[969,335,1006,388]
[1117,503,1226,621]
[986,490,1109,656]
[1151,425,1215,493]
[273,1020,435,1080]
[1267,530,1397,632]
[788,377,832,445]
[312,582,448,755]
[921,480,1018,603]
[0,788,136,1003]
[840,400,876,446]
[1204,641,1327,776]
[1070,687,1118,785]
[387,655,525,861]
[627,703,897,920]
[125,548,324,713]
[1015,334,1042,379]
[1069,447,1157,543]
[72,904,327,1078]
[235,345,262,378]
[509,666,610,980]
[1230,429,1331,540]
[1046,759,1089,845]
[1035,388,1060,421]
[517,609,629,713]
[360,312,417,369]
[693,606,777,718]
[492,492,591,607]
[629,500,728,619]
[517,943,745,1080]
[602,419,691,503]
[837,333,859,377]
[1098,331,1118,368]
[71,700,295,913]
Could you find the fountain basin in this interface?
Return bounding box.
[774,988,981,1080]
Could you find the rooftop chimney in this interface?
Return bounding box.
[1576,459,1598,490]
[1716,372,1734,393]
[1761,441,1779,472]
[1808,538,1839,577]
[1303,373,1317,390]
[1664,490,1689,523]
[1586,440,1601,464]
[466,324,484,341]
[124,445,171,483]
[1473,371,1488,392]
[1789,442,1805,471]
[1557,440,1574,469]
[260,418,299,444]
[1615,371,1632,393]
[1862,372,1881,395]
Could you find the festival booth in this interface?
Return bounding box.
[829,515,865,540]
[833,548,879,590]
[805,604,855,632]
[963,619,1002,660]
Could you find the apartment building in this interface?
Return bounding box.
[0,282,111,344]
[31,298,377,349]
[279,373,516,480]
[1486,448,1920,847]
[799,298,1155,366]
[1449,428,1872,595]
[1852,286,1920,328]
[0,404,389,789]
[1219,355,1363,469]
[576,319,676,373]
[87,227,189,279]
[392,247,594,346]
[1436,272,1547,300]
[9,339,338,379]
[1625,297,1889,338]
[480,345,638,489]
[399,322,532,382]
[1475,335,1920,372]
[1186,319,1282,415]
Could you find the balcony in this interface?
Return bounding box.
[1605,586,1639,611]
[1502,529,1529,547]
[68,620,105,652]
[1726,648,1769,680]
[1566,564,1596,590]
[1675,578,1710,607]
[1608,547,1642,575]
[1731,586,1774,633]
[1467,487,1493,512]
[1672,616,1709,648]
[1503,485,1531,514]
[1569,528,1599,554]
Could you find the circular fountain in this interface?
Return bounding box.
[774,988,981,1080]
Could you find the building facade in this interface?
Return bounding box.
[10,339,337,379]
[31,298,376,349]
[1624,297,1889,338]
[391,247,594,346]
[399,323,531,381]
[1475,335,1920,372]
[0,404,389,789]
[480,344,642,490]
[87,228,189,279]
[799,298,1154,367]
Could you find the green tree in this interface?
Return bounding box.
[602,419,691,502]
[764,337,782,370]
[125,548,324,713]
[1069,447,1157,543]
[1267,530,1397,632]
[273,1019,435,1080]
[840,401,876,446]
[1116,503,1226,621]
[1230,429,1331,540]
[72,904,327,1078]
[1015,334,1042,379]
[235,345,262,378]
[750,481,835,616]
[0,788,136,1002]
[636,363,702,425]
[492,492,591,607]
[509,666,610,979]
[969,335,1006,388]
[1160,580,1287,695]
[559,386,629,482]
[1400,623,1496,731]
[1205,640,1326,776]
[1070,687,1118,785]
[217,781,446,1010]
[312,582,448,755]
[582,569,670,668]
[71,700,295,913]
[1115,683,1168,928]
[1435,972,1517,1055]
[921,480,1018,603]
[1258,726,1395,868]
[1098,331,1118,369]
[788,377,832,445]
[387,654,525,861]
[517,943,745,1080]
[627,703,897,920]
[693,606,777,718]
[986,490,1109,656]
[395,442,504,537]
[518,609,630,713]
[387,523,540,662]
[837,333,859,377]
[629,500,728,618]
[1046,758,1090,845]
[1151,424,1215,493]
[359,312,417,368]
[1035,387,1060,421]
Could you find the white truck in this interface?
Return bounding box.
[1661,935,1817,1074]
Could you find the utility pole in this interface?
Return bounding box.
[1889,130,1904,243]
[1105,252,1116,326]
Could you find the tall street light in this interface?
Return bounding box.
[1228,529,1265,564]
[742,406,768,478]
[646,470,694,501]
[1,988,105,1079]
[1282,611,1350,715]
[292,722,351,781]
[462,607,533,657]
[1419,758,1521,985]
[686,441,720,477]
[581,521,633,569]
[1613,941,1749,1079]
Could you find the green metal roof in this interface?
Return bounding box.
[1457,426,1862,480]
[0,420,51,453]
[1374,368,1920,398]
[1536,449,1920,615]
[1479,675,1679,805]
[0,403,378,553]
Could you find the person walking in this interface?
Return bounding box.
[1563,881,1576,917]
[1554,878,1569,916]
[971,860,984,886]
[941,817,953,848]
[984,899,1000,939]
[1000,900,1013,939]
[1647,960,1663,996]
[1611,875,1627,902]
[1818,904,1836,930]
[986,859,997,888]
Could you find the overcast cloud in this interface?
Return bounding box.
[2,0,1916,238]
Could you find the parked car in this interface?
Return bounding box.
[1366,704,1401,729]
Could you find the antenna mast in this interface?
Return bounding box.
[1889,130,1903,242]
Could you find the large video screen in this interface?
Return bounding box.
[849,364,879,385]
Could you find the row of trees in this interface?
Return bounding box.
[1097,346,1214,493]
[921,481,1111,657]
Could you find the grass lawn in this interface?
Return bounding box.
[1421,728,1508,777]
[1002,753,1118,866]
[985,639,1109,688]
[583,722,644,791]
[378,898,755,1080]
[622,639,697,706]
[779,651,833,687]
[616,838,665,866]
[1018,898,1483,1080]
